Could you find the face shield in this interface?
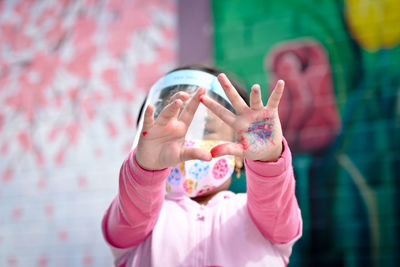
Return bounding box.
[134,69,235,147]
[134,69,236,198]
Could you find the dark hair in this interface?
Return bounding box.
[136,64,249,126]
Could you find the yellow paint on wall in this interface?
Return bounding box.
[345,0,400,51]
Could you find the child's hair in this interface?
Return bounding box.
[136,64,249,126]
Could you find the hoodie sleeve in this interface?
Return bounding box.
[102,148,171,248]
[245,138,302,245]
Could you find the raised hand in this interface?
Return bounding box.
[136,89,212,171]
[200,74,284,162]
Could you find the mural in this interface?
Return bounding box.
[0,0,176,266]
[266,39,341,153]
[213,0,400,266]
[345,0,400,52]
[1,0,399,266]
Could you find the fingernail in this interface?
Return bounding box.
[142,131,148,136]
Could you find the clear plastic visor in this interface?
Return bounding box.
[134,70,235,146]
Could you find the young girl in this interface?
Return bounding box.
[102,66,302,267]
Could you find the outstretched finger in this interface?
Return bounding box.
[200,94,236,127]
[169,91,190,104]
[180,147,212,162]
[218,73,248,114]
[250,84,264,110]
[210,142,244,158]
[142,104,154,131]
[157,99,183,125]
[179,88,205,125]
[266,80,285,111]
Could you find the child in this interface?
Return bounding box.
[102,65,302,267]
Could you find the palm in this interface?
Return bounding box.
[234,109,282,161]
[142,121,188,168]
[200,74,284,162]
[136,89,212,171]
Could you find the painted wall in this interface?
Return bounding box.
[0,0,176,266]
[1,0,399,266]
[213,0,400,266]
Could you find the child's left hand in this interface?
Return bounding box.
[200,73,284,162]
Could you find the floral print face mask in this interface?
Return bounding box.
[165,140,235,198]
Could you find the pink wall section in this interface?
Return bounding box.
[0,0,177,266]
[178,0,212,65]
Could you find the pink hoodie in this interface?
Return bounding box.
[102,138,302,267]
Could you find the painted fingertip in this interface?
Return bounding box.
[252,85,260,94]
[210,146,224,158]
[142,131,148,136]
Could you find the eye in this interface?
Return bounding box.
[204,128,215,135]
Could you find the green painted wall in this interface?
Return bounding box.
[213,0,400,266]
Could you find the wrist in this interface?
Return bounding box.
[135,148,160,171]
[259,141,283,162]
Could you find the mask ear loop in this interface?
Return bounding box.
[235,166,241,178]
[234,152,243,179]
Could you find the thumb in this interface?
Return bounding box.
[180,147,212,162]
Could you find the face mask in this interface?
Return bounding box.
[165,140,235,198]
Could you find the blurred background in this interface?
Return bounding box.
[0,0,399,266]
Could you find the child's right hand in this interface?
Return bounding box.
[135,89,212,171]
